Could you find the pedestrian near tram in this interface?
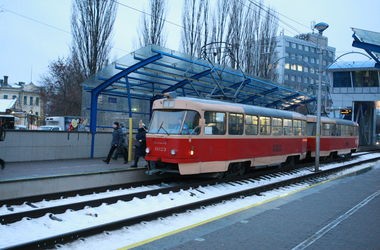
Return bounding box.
[0,120,5,169]
[131,120,147,168]
[103,121,127,164]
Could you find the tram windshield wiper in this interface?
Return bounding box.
[157,121,169,136]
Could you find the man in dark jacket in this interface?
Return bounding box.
[131,120,147,168]
[0,120,5,169]
[103,121,127,164]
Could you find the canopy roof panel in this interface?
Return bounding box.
[352,28,380,68]
[83,45,315,109]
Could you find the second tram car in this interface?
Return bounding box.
[145,96,308,175]
[306,115,359,159]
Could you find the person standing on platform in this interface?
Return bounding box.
[131,120,147,168]
[103,121,126,164]
[0,120,5,169]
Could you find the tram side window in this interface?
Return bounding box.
[283,119,293,135]
[228,113,244,135]
[259,116,271,135]
[322,123,336,136]
[204,111,226,135]
[335,125,341,136]
[306,122,316,136]
[293,120,303,136]
[272,118,283,136]
[245,115,258,135]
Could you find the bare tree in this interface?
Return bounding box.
[139,0,167,46]
[40,57,84,116]
[226,1,245,69]
[71,0,117,78]
[209,0,231,65]
[234,0,278,81]
[181,0,206,57]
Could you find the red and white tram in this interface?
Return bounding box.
[145,96,308,175]
[306,115,359,159]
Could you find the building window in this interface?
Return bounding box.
[310,58,315,63]
[285,63,290,69]
[12,95,17,99]
[303,56,309,62]
[36,97,39,106]
[291,43,296,49]
[310,68,315,74]
[297,65,303,72]
[291,64,297,71]
[3,95,8,99]
[284,74,289,80]
[352,70,379,87]
[24,96,27,105]
[291,75,295,81]
[30,97,33,106]
[305,46,309,52]
[108,97,117,103]
[298,44,303,50]
[286,42,290,47]
[304,67,309,73]
[297,76,302,83]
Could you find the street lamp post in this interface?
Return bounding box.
[314,22,329,172]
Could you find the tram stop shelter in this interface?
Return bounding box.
[82,45,315,157]
[352,27,380,69]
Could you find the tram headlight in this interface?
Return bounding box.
[190,149,195,156]
[170,149,176,155]
[145,147,150,154]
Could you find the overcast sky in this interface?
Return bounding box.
[0,0,379,85]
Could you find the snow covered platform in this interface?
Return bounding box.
[134,162,380,249]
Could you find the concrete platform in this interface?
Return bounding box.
[0,157,147,182]
[136,163,380,249]
[0,158,150,200]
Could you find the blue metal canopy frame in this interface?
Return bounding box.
[83,45,315,157]
[352,28,380,68]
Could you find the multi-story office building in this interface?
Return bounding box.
[275,33,336,113]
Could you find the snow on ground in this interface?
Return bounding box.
[0,154,379,249]
[61,159,379,250]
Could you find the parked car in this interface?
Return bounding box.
[39,125,61,131]
[14,125,28,130]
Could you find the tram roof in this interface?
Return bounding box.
[83,45,315,109]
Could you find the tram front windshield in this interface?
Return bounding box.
[148,110,200,135]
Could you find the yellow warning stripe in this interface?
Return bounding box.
[118,165,374,250]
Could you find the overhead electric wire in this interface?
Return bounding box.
[0,6,71,35]
[244,0,309,36]
[0,5,129,53]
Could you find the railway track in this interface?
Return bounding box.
[1,152,379,249]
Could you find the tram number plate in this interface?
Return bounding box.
[273,144,282,152]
